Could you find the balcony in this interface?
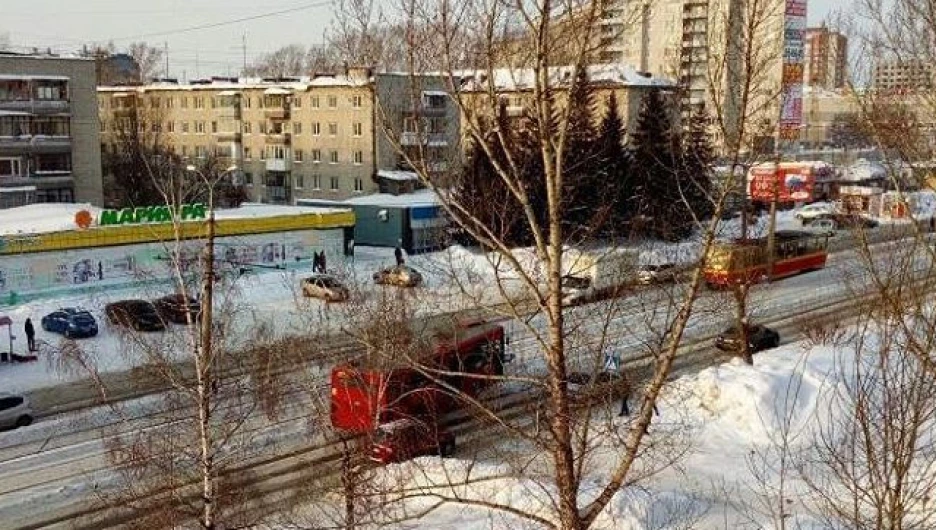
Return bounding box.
[264,107,290,120]
[400,131,449,146]
[217,106,241,120]
[215,131,242,143]
[0,99,70,115]
[265,132,291,144]
[266,158,291,172]
[0,135,71,153]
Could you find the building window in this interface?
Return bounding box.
[352,122,362,136]
[295,174,304,188]
[312,149,321,163]
[329,150,339,164]
[328,122,338,136]
[352,95,363,108]
[312,174,321,189]
[181,97,188,108]
[0,157,22,177]
[244,147,252,160]
[294,149,304,162]
[150,97,160,109]
[293,96,302,108]
[182,122,189,134]
[311,122,321,136]
[194,97,204,109]
[353,150,363,165]
[260,148,266,161]
[166,97,174,109]
[195,121,206,134]
[244,172,253,185]
[293,122,302,135]
[330,176,339,190]
[211,121,218,133]
[195,145,207,158]
[244,97,251,109]
[99,121,107,133]
[328,96,338,108]
[181,145,188,157]
[243,122,252,134]
[259,122,267,134]
[311,96,320,108]
[166,121,175,133]
[354,178,364,192]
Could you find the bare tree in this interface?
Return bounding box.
[127,41,165,82]
[243,44,323,78]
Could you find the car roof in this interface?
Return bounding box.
[0,392,24,399]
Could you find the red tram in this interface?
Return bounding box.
[703,231,829,287]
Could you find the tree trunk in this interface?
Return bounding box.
[197,207,216,529]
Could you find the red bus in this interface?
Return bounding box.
[330,320,508,432]
[703,231,829,287]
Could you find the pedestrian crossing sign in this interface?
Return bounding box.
[604,350,621,372]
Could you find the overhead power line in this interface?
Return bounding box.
[107,1,332,42]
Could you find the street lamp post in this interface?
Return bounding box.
[183,163,236,528]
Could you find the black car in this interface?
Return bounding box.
[152,294,202,325]
[105,300,166,332]
[814,213,879,230]
[41,308,98,339]
[715,324,780,353]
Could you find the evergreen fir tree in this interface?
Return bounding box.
[628,89,684,240]
[558,67,600,238]
[595,92,631,235]
[679,109,716,227]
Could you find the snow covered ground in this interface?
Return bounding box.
[308,326,908,529]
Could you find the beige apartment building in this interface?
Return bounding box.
[595,0,793,152]
[872,60,934,92]
[804,27,847,90]
[0,52,103,208]
[98,70,457,205]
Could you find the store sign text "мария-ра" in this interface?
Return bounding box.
[99,204,207,226]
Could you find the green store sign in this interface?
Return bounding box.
[99,203,207,226]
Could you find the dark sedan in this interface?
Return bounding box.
[153,294,202,325]
[41,308,98,339]
[715,324,780,354]
[105,300,166,332]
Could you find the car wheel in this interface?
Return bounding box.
[15,415,33,427]
[772,335,780,348]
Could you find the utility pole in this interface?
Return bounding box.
[242,33,247,74]
[164,41,169,78]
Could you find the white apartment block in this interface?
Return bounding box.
[98,69,458,205]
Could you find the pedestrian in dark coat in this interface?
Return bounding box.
[319,251,327,274]
[394,246,404,267]
[24,318,36,352]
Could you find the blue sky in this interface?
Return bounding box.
[2,0,840,79]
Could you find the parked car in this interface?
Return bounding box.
[0,393,33,429]
[368,419,455,464]
[300,274,350,302]
[803,218,837,237]
[715,324,780,354]
[373,265,424,287]
[795,203,837,223]
[831,213,879,229]
[105,300,166,332]
[636,263,681,285]
[153,294,202,325]
[40,308,98,338]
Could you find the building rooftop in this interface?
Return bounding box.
[457,63,674,91]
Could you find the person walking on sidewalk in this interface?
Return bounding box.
[24,318,36,352]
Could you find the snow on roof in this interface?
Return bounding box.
[0,186,36,193]
[99,74,369,94]
[458,63,674,91]
[0,110,31,116]
[263,87,292,95]
[376,170,420,181]
[342,189,440,208]
[216,90,240,96]
[0,202,351,237]
[0,74,70,81]
[841,160,887,182]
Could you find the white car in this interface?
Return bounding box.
[804,218,837,236]
[795,203,837,222]
[0,393,33,429]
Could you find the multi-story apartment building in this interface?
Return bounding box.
[804,27,847,90]
[0,52,103,208]
[98,69,458,205]
[594,0,795,152]
[872,60,934,92]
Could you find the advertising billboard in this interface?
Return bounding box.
[748,164,814,202]
[779,0,807,140]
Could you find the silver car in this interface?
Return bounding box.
[0,393,33,429]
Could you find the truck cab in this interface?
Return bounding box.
[367,419,456,464]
